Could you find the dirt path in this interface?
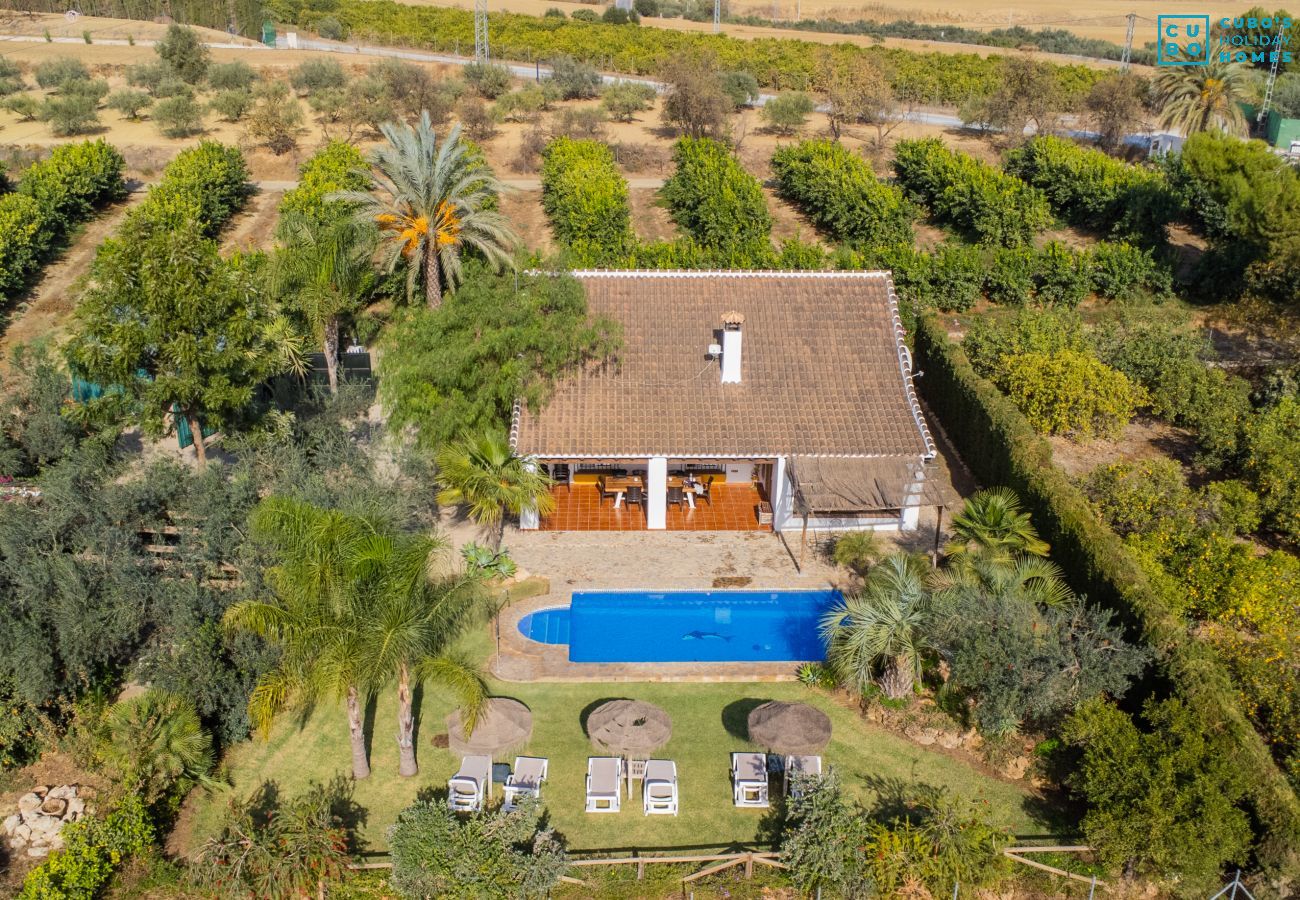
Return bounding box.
[0,192,144,366]
[221,189,285,255]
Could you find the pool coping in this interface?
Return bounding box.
[490,590,834,683]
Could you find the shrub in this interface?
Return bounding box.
[207,59,257,91]
[551,105,608,139]
[547,54,602,99]
[156,24,210,83]
[0,55,25,95]
[127,141,251,238]
[761,91,814,134]
[107,89,152,120]
[280,140,371,232]
[1032,241,1092,307]
[0,194,46,295]
[1083,459,1196,538]
[458,96,498,140]
[63,78,110,105]
[243,82,307,154]
[290,58,347,95]
[602,5,639,24]
[388,796,567,899]
[1003,135,1176,242]
[601,80,656,121]
[771,140,915,248]
[3,93,40,121]
[571,8,598,21]
[661,53,733,139]
[927,243,984,311]
[540,137,635,264]
[1199,480,1263,536]
[893,137,1050,247]
[719,70,760,108]
[152,93,206,138]
[18,795,154,900]
[984,246,1035,305]
[126,61,171,96]
[1241,396,1300,545]
[34,56,89,90]
[1089,241,1170,300]
[961,307,1086,379]
[209,88,254,122]
[316,15,346,39]
[775,237,827,270]
[634,0,659,14]
[661,136,772,265]
[1000,349,1143,440]
[464,61,513,98]
[544,6,566,17]
[40,94,101,137]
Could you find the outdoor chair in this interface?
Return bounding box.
[448,755,492,812]
[783,755,823,798]
[550,464,571,492]
[643,759,679,816]
[625,484,644,507]
[586,757,623,813]
[503,756,549,811]
[731,752,769,808]
[698,477,714,506]
[666,485,685,507]
[597,477,619,506]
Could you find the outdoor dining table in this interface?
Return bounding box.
[606,476,702,509]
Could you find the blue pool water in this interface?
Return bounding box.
[516,590,841,663]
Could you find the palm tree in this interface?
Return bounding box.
[819,552,934,700]
[103,690,216,805]
[350,531,490,777]
[945,488,1049,563]
[223,497,378,780]
[931,552,1073,609]
[435,431,556,547]
[1152,59,1252,137]
[335,114,518,308]
[271,213,377,394]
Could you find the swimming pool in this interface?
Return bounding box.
[515,590,841,663]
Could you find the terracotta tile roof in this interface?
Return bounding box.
[513,271,937,459]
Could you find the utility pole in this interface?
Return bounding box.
[714,0,721,33]
[1121,12,1136,70]
[474,0,489,61]
[1258,19,1286,122]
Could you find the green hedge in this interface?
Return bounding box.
[893,138,1050,247]
[661,136,772,265]
[123,141,251,239]
[912,314,1300,873]
[0,140,126,297]
[540,137,636,265]
[278,140,370,232]
[333,0,1105,103]
[1002,135,1176,242]
[771,139,914,248]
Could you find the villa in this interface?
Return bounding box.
[512,270,939,535]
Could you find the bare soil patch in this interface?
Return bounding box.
[1048,416,1199,480]
[220,189,285,255]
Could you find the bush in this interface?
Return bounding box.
[775,236,827,270]
[771,140,915,248]
[156,24,210,83]
[601,80,656,121]
[1003,135,1176,242]
[127,61,176,97]
[1089,241,1170,300]
[571,8,598,21]
[541,138,635,264]
[911,314,1300,869]
[243,81,306,154]
[893,137,1050,247]
[1083,459,1196,538]
[34,56,89,90]
[1241,396,1300,545]
[761,90,814,134]
[719,70,760,108]
[999,349,1143,439]
[464,61,513,99]
[634,0,659,14]
[661,53,733,139]
[40,94,101,137]
[388,796,567,899]
[1200,480,1263,536]
[0,194,46,296]
[152,93,206,138]
[602,5,639,24]
[544,6,566,17]
[1032,241,1092,307]
[547,54,602,99]
[107,89,152,120]
[209,88,254,122]
[661,136,772,265]
[2,93,41,121]
[315,15,346,39]
[927,243,984,311]
[127,141,251,238]
[984,246,1035,305]
[0,55,25,95]
[290,58,347,95]
[18,795,154,900]
[207,59,257,91]
[551,105,607,139]
[279,140,371,231]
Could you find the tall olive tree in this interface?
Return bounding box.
[336,114,518,308]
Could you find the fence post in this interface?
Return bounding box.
[744,853,753,879]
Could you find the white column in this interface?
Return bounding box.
[519,460,540,530]
[770,456,787,533]
[647,456,667,530]
[900,464,925,531]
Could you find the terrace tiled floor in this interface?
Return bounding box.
[538,484,770,531]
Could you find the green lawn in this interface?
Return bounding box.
[192,632,1056,853]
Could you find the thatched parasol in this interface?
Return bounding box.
[747,701,831,755]
[587,699,672,755]
[446,698,533,756]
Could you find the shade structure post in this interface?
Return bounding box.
[647,456,667,530]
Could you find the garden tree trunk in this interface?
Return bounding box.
[346,685,370,780]
[323,317,340,395]
[186,412,207,470]
[396,661,418,777]
[424,241,442,310]
[880,654,914,700]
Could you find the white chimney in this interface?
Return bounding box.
[720,311,744,384]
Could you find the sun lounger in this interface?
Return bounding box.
[643,759,679,816]
[783,754,823,797]
[586,757,623,813]
[731,752,769,808]
[503,756,549,811]
[448,755,492,812]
